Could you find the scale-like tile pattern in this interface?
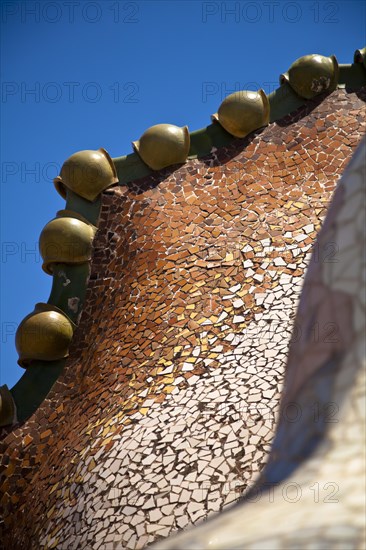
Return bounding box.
[0,89,365,550]
[152,134,366,550]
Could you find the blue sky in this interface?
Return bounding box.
[1,0,364,388]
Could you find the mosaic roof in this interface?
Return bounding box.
[0,47,365,550]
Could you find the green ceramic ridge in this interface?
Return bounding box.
[7,191,103,424]
[112,59,366,186]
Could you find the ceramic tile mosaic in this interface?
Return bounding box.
[0,88,365,550]
[151,133,366,550]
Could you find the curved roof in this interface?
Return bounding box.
[1,46,365,427]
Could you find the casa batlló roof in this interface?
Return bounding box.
[0,46,365,550]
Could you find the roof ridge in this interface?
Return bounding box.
[1,47,365,428]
